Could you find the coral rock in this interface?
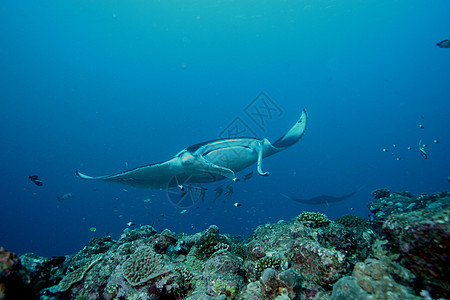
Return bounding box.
[383,204,450,298]
[290,238,346,284]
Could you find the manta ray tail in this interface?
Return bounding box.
[272,109,307,150]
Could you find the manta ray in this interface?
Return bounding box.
[76,109,307,189]
[282,191,357,205]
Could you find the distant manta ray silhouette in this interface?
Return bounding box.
[281,191,357,205]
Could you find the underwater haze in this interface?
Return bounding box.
[1,0,449,258]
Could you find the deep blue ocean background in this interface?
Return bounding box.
[1,1,449,258]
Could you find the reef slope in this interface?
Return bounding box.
[1,189,449,299]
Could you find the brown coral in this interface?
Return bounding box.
[0,247,20,276]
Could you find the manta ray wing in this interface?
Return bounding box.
[76,158,183,189]
[271,109,307,150]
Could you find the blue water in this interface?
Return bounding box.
[1,1,449,258]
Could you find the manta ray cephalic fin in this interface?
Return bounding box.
[256,140,269,176]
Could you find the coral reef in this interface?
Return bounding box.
[335,214,369,228]
[368,190,450,298]
[296,211,330,227]
[333,238,419,300]
[0,189,448,299]
[368,189,449,231]
[0,247,40,299]
[383,204,450,298]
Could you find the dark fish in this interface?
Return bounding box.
[199,186,207,202]
[419,148,428,159]
[223,183,234,202]
[282,191,357,205]
[419,140,428,159]
[213,185,223,202]
[29,175,43,186]
[436,39,450,48]
[243,171,254,182]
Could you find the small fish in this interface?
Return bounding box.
[392,144,397,148]
[233,202,242,207]
[407,146,413,150]
[89,227,97,232]
[223,183,234,202]
[382,148,388,153]
[419,124,424,129]
[180,209,187,214]
[57,193,73,201]
[419,140,428,159]
[213,185,224,202]
[29,175,43,186]
[126,222,134,226]
[143,198,151,203]
[436,39,450,48]
[433,140,439,144]
[243,171,254,182]
[419,148,427,159]
[199,186,207,202]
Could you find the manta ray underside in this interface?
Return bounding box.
[76,109,307,189]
